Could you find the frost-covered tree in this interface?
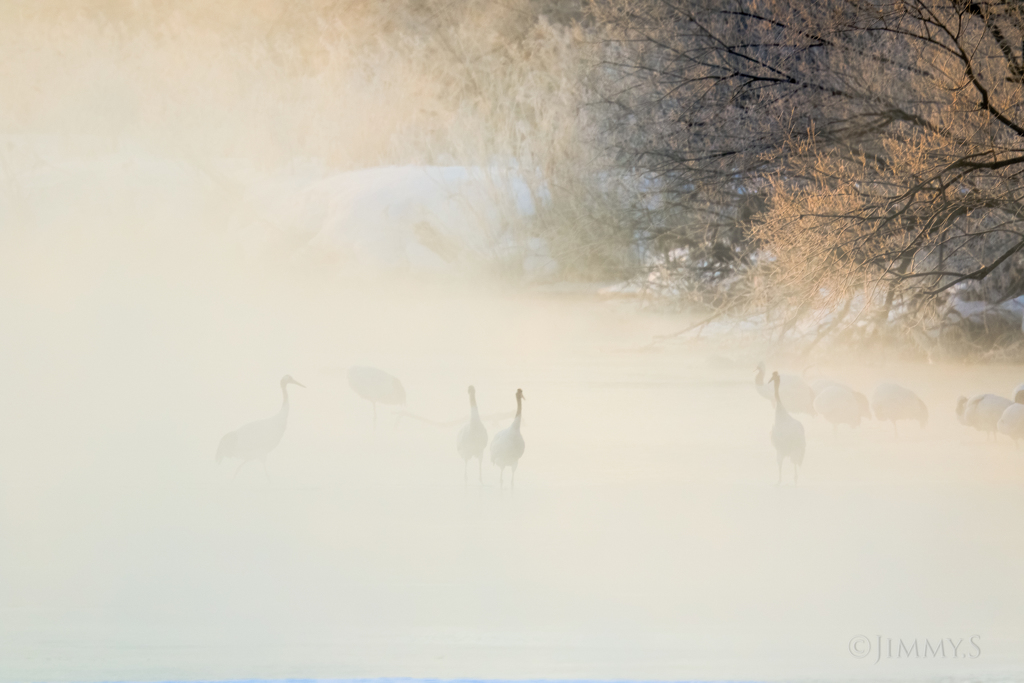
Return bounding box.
[597,0,1024,345]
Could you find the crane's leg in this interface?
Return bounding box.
[511,465,516,492]
[892,421,898,439]
[794,463,799,485]
[372,402,377,429]
[262,459,270,483]
[464,459,467,484]
[478,456,483,484]
[776,459,782,486]
[499,467,504,489]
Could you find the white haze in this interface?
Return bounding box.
[1,6,1024,683]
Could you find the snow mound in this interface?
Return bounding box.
[233,165,556,276]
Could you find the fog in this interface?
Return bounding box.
[2,4,1024,683]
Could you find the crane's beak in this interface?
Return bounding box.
[293,380,306,388]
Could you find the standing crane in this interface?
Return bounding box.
[490,388,526,490]
[997,387,1024,448]
[770,371,805,485]
[217,375,305,479]
[457,385,489,483]
[347,366,406,428]
[870,383,928,437]
[812,381,871,432]
[956,394,1012,440]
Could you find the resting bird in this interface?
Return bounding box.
[490,388,526,490]
[347,366,406,427]
[217,375,305,478]
[755,361,816,415]
[870,383,928,437]
[812,381,870,431]
[770,371,805,484]
[997,388,1024,447]
[457,385,488,483]
[956,394,1013,439]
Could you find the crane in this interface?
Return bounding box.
[217,375,304,479]
[457,385,488,483]
[490,388,526,490]
[770,371,805,484]
[348,366,406,428]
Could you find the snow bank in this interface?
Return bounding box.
[232,164,557,276]
[942,295,1024,333]
[0,138,559,279]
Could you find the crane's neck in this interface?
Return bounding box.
[755,366,765,387]
[279,382,291,420]
[512,393,522,430]
[773,379,789,419]
[469,393,480,422]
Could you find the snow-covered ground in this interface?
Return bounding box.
[1,142,1023,683]
[0,273,1023,682]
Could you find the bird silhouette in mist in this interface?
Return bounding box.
[956,393,1011,440]
[997,387,1024,448]
[490,388,526,490]
[347,366,406,428]
[770,371,805,485]
[217,375,305,479]
[811,380,871,433]
[457,385,488,484]
[870,383,928,437]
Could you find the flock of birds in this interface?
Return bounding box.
[214,359,1024,489]
[760,359,1024,484]
[215,367,527,488]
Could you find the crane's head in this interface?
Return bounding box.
[770,371,780,387]
[281,375,306,389]
[1015,389,1024,404]
[468,385,476,396]
[955,395,967,417]
[754,361,767,385]
[516,388,525,401]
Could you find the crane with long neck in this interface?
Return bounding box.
[770,371,805,485]
[490,388,526,490]
[457,385,488,483]
[217,375,305,479]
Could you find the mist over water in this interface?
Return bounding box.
[1,4,1024,683]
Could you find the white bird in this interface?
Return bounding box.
[870,383,928,437]
[217,375,305,478]
[490,388,526,490]
[347,366,406,427]
[770,371,805,484]
[457,385,488,483]
[956,394,1013,439]
[755,361,816,415]
[812,381,871,431]
[997,387,1024,447]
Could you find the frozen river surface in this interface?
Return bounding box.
[0,268,1023,683]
